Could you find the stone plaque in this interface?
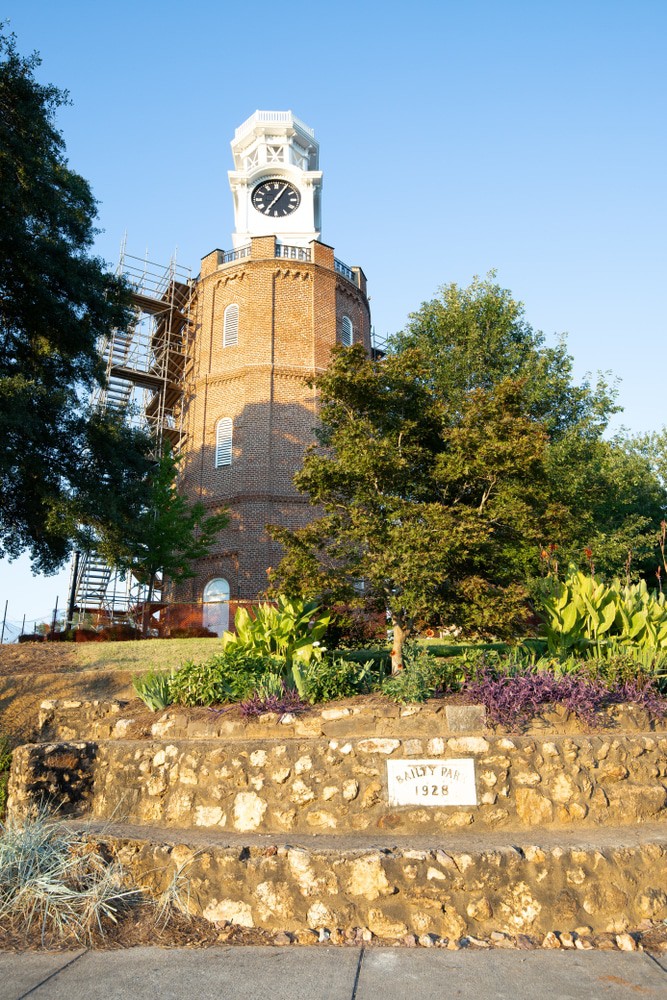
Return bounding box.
[387,758,477,807]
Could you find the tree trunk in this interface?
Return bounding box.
[142,572,156,637]
[391,620,408,675]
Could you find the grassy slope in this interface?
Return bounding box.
[0,638,221,742]
[0,637,222,676]
[69,637,223,673]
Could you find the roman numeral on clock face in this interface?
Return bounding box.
[252,180,301,217]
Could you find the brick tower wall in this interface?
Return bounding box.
[174,237,370,602]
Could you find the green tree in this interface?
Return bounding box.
[625,429,667,495]
[542,430,666,578]
[96,446,228,630]
[391,272,618,437]
[271,278,667,665]
[0,28,151,571]
[269,346,549,672]
[391,274,666,580]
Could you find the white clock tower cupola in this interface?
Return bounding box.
[229,110,322,250]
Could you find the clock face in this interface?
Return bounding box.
[252,180,301,218]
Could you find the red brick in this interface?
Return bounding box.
[173,239,370,601]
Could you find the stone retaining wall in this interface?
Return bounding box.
[7,695,667,942]
[37,698,665,744]
[10,730,667,833]
[103,833,667,938]
[0,675,136,741]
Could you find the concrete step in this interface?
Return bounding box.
[62,818,667,941]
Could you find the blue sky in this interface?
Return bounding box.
[1,0,665,627]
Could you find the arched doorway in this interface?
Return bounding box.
[202,577,230,637]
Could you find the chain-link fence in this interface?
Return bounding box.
[0,603,67,644]
[0,600,274,643]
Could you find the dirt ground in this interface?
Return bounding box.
[0,640,211,743]
[0,637,218,677]
[0,643,82,677]
[1,903,666,955]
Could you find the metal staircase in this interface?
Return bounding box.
[72,552,112,613]
[69,249,193,627]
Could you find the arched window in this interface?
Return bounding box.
[223,304,239,347]
[215,418,233,467]
[203,577,230,636]
[341,315,354,347]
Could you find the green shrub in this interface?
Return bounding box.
[253,671,288,701]
[424,641,512,657]
[168,658,230,707]
[448,646,505,679]
[540,570,667,655]
[300,656,380,704]
[451,646,589,682]
[449,645,667,696]
[332,647,392,671]
[585,647,667,692]
[382,643,464,703]
[132,671,174,711]
[169,650,281,706]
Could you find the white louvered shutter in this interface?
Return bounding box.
[223,304,239,347]
[215,418,233,467]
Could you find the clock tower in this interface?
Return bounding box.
[174,112,371,628]
[229,110,322,248]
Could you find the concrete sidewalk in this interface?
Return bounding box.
[1,947,666,1000]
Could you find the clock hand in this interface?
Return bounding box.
[266,184,288,212]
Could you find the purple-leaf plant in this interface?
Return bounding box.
[463,669,666,726]
[240,687,307,719]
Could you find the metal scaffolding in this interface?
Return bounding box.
[70,247,193,625]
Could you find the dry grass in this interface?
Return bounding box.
[73,638,221,672]
[0,814,142,944]
[0,814,224,950]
